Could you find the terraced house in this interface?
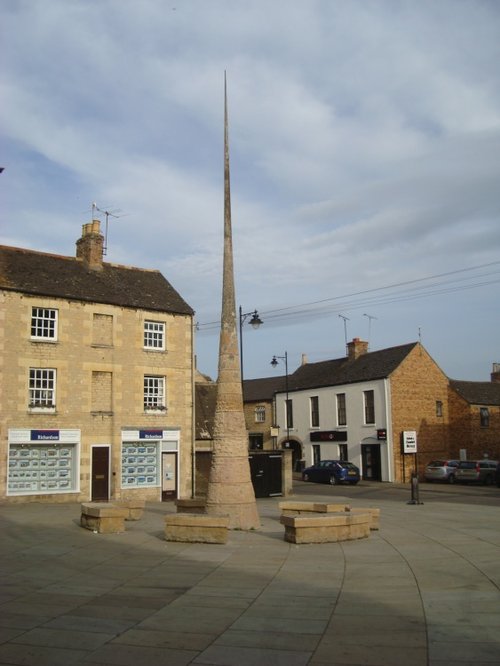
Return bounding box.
[0,221,195,504]
[270,339,500,482]
[271,338,452,482]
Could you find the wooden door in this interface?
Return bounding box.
[91,446,109,501]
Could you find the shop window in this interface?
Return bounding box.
[121,442,160,488]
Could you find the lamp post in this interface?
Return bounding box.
[271,352,289,445]
[239,307,263,381]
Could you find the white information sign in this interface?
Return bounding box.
[403,430,417,453]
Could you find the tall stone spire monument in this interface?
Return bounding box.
[205,74,260,530]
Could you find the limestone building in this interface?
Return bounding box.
[0,221,194,504]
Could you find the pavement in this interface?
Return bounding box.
[0,488,499,666]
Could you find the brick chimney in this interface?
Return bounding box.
[491,363,500,383]
[347,337,369,361]
[76,220,104,270]
[301,353,308,366]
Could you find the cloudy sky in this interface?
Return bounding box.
[2,0,499,382]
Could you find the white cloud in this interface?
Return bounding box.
[2,0,500,380]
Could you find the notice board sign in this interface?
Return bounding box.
[402,431,417,453]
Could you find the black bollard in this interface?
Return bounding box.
[407,471,424,505]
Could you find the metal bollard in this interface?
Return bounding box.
[407,471,424,505]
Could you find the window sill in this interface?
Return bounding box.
[30,339,58,344]
[144,409,167,414]
[28,407,56,414]
[143,348,167,354]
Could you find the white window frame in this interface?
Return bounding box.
[31,307,58,341]
[255,405,266,423]
[29,368,56,411]
[310,396,320,428]
[363,389,375,425]
[337,393,347,426]
[144,321,166,351]
[144,375,166,411]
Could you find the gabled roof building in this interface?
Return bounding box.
[0,221,195,503]
[271,338,454,482]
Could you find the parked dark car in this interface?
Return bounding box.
[496,462,500,488]
[454,460,498,485]
[424,460,460,483]
[302,460,360,485]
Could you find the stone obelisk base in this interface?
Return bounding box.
[205,413,260,530]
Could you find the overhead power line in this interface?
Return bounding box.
[195,260,500,333]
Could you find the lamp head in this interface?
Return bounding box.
[270,356,278,368]
[249,310,263,329]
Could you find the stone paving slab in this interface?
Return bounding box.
[0,494,500,665]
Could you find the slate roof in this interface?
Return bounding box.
[243,375,288,402]
[0,245,194,315]
[284,342,419,392]
[450,379,500,406]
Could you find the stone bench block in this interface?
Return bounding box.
[112,499,146,521]
[174,498,207,514]
[165,513,229,544]
[349,507,380,530]
[80,503,128,534]
[280,512,370,544]
[279,501,350,515]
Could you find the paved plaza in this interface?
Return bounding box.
[0,487,499,665]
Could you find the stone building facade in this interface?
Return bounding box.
[242,376,287,450]
[0,222,194,504]
[448,376,500,461]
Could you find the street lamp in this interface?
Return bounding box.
[271,352,289,445]
[239,307,263,381]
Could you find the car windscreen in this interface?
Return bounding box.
[458,462,476,469]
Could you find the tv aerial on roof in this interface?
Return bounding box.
[91,202,127,255]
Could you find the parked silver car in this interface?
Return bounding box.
[454,460,499,485]
[424,460,460,483]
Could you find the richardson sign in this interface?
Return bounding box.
[310,430,348,442]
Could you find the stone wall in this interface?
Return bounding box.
[390,344,451,481]
[0,290,194,503]
[243,399,275,449]
[448,389,500,460]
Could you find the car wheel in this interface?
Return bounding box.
[448,474,455,484]
[303,473,310,482]
[329,475,337,485]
